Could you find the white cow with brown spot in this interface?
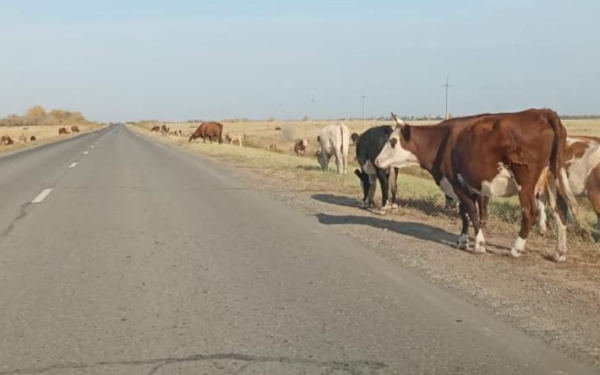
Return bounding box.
[537,136,600,234]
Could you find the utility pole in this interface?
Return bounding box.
[311,94,316,129]
[443,77,452,120]
[360,89,367,130]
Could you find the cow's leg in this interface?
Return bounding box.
[375,167,390,210]
[587,188,600,234]
[510,183,537,258]
[478,196,489,229]
[388,168,399,209]
[334,149,343,174]
[535,193,548,235]
[367,174,377,207]
[456,188,485,253]
[457,203,470,250]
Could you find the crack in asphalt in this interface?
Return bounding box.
[0,353,387,375]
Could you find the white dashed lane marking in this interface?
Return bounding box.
[83,151,89,155]
[91,146,95,148]
[32,189,53,203]
[69,162,78,168]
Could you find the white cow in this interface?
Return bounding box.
[316,123,350,174]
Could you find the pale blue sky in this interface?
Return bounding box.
[0,0,598,122]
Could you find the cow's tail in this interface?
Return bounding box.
[339,123,349,173]
[547,110,596,236]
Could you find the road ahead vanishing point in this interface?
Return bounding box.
[0,124,597,375]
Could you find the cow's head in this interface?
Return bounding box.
[374,112,419,170]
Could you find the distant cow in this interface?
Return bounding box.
[269,144,279,151]
[293,139,309,156]
[161,124,169,136]
[30,135,37,141]
[350,132,360,145]
[353,125,399,210]
[316,123,350,174]
[71,125,80,133]
[189,122,223,143]
[150,126,160,132]
[275,126,282,131]
[174,129,182,137]
[226,132,244,146]
[0,135,14,145]
[58,127,69,135]
[18,133,27,144]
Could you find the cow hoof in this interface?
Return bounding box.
[550,254,566,262]
[510,248,522,258]
[473,245,486,254]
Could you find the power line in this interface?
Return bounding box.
[442,77,453,120]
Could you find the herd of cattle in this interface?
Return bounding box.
[319,108,600,263]
[153,109,599,262]
[0,125,79,146]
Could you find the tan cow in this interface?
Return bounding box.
[18,133,27,144]
[226,132,244,146]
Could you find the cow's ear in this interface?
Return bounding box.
[400,125,411,141]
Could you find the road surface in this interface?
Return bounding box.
[0,124,597,375]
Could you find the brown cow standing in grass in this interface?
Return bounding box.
[1,135,14,145]
[58,127,69,135]
[375,108,591,262]
[189,122,223,143]
[30,135,37,141]
[71,125,80,133]
[293,139,308,156]
[226,132,244,146]
[150,125,160,132]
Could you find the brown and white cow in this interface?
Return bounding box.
[226,132,244,146]
[0,135,14,145]
[293,139,308,156]
[161,124,169,136]
[316,123,350,174]
[375,109,586,262]
[150,125,160,132]
[536,136,600,234]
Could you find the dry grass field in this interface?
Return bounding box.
[0,124,103,156]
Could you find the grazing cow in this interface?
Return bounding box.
[161,124,169,136]
[226,132,244,146]
[175,129,182,137]
[353,125,400,211]
[58,127,69,135]
[316,123,350,174]
[150,125,160,132]
[30,135,37,141]
[375,109,588,262]
[0,135,14,145]
[350,132,360,145]
[71,125,80,133]
[275,126,282,131]
[18,133,27,144]
[536,136,600,235]
[189,122,223,143]
[293,139,309,156]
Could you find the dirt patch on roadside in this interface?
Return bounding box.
[131,125,600,368]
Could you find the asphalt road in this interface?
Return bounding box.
[0,124,597,375]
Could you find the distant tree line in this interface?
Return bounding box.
[0,105,95,127]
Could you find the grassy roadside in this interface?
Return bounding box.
[129,124,600,261]
[0,124,104,157]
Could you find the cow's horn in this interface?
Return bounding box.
[391,112,406,126]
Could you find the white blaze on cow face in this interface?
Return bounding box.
[374,129,419,170]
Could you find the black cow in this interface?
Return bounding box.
[353,125,400,211]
